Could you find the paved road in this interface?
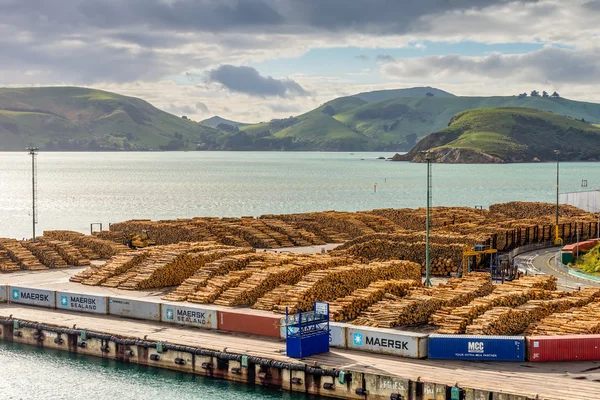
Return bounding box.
[514,247,600,290]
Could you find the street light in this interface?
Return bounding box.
[554,150,562,245]
[423,151,432,287]
[27,147,39,242]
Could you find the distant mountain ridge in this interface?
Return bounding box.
[200,116,252,128]
[0,86,219,151]
[352,87,455,103]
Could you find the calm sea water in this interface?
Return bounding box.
[0,341,317,400]
[1,151,599,239]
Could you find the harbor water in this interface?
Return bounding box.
[0,341,318,400]
[1,151,598,239]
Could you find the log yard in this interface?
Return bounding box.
[2,201,600,400]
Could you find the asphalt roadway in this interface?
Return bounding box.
[514,247,600,290]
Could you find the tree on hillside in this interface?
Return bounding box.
[217,123,238,133]
[551,91,560,98]
[531,90,540,97]
[426,92,435,97]
[518,93,527,98]
[542,91,549,98]
[322,105,335,116]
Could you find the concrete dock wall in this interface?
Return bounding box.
[0,318,535,400]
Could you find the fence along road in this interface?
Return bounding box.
[1,303,599,400]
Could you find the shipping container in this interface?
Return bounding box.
[161,303,217,329]
[56,291,108,315]
[329,322,347,348]
[218,310,281,338]
[0,285,7,303]
[346,326,428,358]
[428,334,525,362]
[9,286,56,308]
[528,335,600,362]
[108,297,161,321]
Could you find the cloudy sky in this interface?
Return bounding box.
[1,0,599,122]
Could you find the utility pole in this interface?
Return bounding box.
[27,147,39,242]
[554,150,561,245]
[424,151,432,287]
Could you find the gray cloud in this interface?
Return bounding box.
[207,65,308,97]
[382,47,600,84]
[376,54,395,63]
[0,0,584,85]
[268,103,303,113]
[164,104,195,115]
[196,102,210,113]
[355,55,369,61]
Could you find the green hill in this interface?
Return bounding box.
[401,107,600,163]
[200,116,252,128]
[236,91,600,151]
[0,87,219,150]
[353,87,455,103]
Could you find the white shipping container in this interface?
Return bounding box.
[346,326,428,358]
[56,291,108,314]
[329,322,347,348]
[161,303,217,329]
[108,297,161,321]
[9,286,56,308]
[0,285,7,302]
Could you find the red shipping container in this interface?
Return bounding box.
[218,310,281,338]
[528,335,600,362]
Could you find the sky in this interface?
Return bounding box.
[1,0,599,123]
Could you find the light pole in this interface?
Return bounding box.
[27,147,39,242]
[554,150,561,245]
[424,151,432,287]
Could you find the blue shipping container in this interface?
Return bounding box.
[428,334,525,362]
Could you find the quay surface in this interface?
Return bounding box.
[1,304,599,400]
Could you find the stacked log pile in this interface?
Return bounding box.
[467,288,600,335]
[22,242,68,269]
[351,272,493,328]
[258,219,325,246]
[75,251,146,286]
[0,250,20,272]
[272,261,422,314]
[335,240,463,276]
[43,240,90,266]
[241,218,294,247]
[214,256,349,307]
[489,201,589,220]
[354,212,402,233]
[116,245,253,290]
[328,279,419,321]
[431,275,557,334]
[163,252,261,301]
[252,284,296,311]
[0,239,46,270]
[108,220,217,245]
[44,230,129,258]
[525,293,600,335]
[93,230,126,244]
[188,270,255,303]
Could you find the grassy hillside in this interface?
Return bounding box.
[353,87,455,103]
[236,91,600,152]
[200,116,251,128]
[0,87,219,150]
[403,107,600,163]
[274,114,365,150]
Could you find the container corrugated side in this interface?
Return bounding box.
[161,303,217,329]
[346,326,428,358]
[56,291,108,314]
[9,286,56,308]
[218,310,280,338]
[0,285,7,303]
[528,335,600,362]
[428,334,525,362]
[108,297,161,321]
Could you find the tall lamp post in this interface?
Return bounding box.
[424,151,432,287]
[27,147,39,242]
[554,150,562,245]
